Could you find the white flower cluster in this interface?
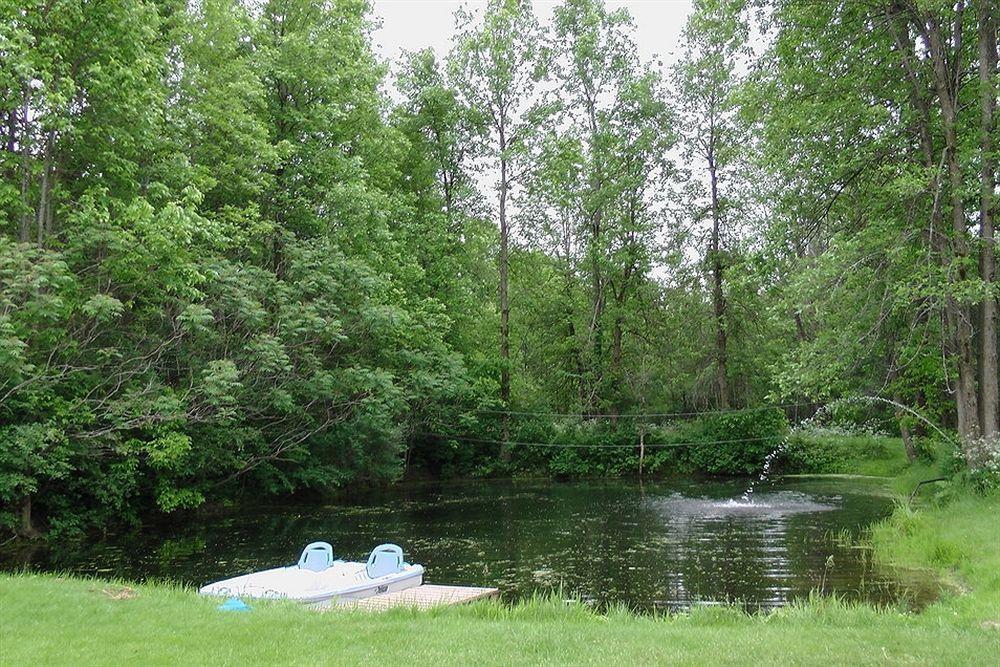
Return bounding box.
[962,433,1000,469]
[791,419,888,439]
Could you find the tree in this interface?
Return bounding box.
[887,0,998,448]
[975,0,998,439]
[748,0,997,458]
[673,0,748,409]
[540,0,676,415]
[175,0,275,220]
[1,0,481,536]
[450,0,543,451]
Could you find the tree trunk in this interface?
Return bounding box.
[19,496,40,539]
[585,90,604,413]
[45,161,57,239]
[558,220,587,410]
[707,123,729,409]
[900,420,918,462]
[793,311,808,343]
[568,315,586,408]
[18,90,31,243]
[35,129,54,246]
[977,1,999,438]
[890,6,965,440]
[611,316,624,373]
[913,389,928,439]
[498,137,511,461]
[610,312,624,420]
[924,10,981,444]
[589,216,603,411]
[894,392,918,462]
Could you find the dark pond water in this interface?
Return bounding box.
[2,477,938,612]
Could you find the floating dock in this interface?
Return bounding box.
[327,584,499,612]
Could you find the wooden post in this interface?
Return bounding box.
[638,427,645,478]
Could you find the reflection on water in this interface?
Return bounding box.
[0,478,938,611]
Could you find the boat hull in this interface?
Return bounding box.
[199,563,424,605]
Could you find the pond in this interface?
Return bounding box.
[2,477,938,612]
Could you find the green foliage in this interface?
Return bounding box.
[415,408,791,479]
[780,431,911,477]
[0,424,72,531]
[681,408,788,474]
[3,0,994,538]
[745,0,998,454]
[966,462,1000,495]
[0,0,482,536]
[950,436,1000,495]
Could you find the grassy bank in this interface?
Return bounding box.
[2,466,998,665]
[1,566,997,666]
[869,492,1000,624]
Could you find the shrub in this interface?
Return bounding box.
[955,434,1000,495]
[781,432,851,473]
[680,408,789,475]
[428,408,796,479]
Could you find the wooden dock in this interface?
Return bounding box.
[327,584,499,612]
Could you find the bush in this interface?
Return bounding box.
[536,422,641,478]
[780,432,850,473]
[680,408,789,475]
[955,434,1000,495]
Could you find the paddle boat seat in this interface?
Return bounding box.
[366,543,406,579]
[298,541,335,572]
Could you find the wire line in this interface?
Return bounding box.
[469,402,815,419]
[417,433,786,449]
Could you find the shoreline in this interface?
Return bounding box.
[2,466,998,664]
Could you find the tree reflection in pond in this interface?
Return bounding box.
[1,478,939,612]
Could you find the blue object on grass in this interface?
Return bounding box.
[218,597,250,612]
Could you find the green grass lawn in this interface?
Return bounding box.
[1,570,997,666]
[2,465,998,665]
[869,493,1000,626]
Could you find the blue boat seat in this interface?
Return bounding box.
[298,542,335,572]
[366,543,405,579]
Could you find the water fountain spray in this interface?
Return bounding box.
[737,394,952,505]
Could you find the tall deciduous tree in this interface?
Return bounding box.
[176,0,275,220]
[751,0,997,458]
[450,0,543,451]
[543,0,676,415]
[674,0,747,409]
[975,0,998,439]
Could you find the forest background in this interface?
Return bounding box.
[1,0,996,536]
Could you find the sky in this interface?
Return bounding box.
[370,0,695,74]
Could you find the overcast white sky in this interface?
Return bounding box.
[370,0,694,73]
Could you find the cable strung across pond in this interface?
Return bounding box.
[416,433,787,449]
[469,402,816,419]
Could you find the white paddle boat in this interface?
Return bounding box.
[199,542,424,605]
